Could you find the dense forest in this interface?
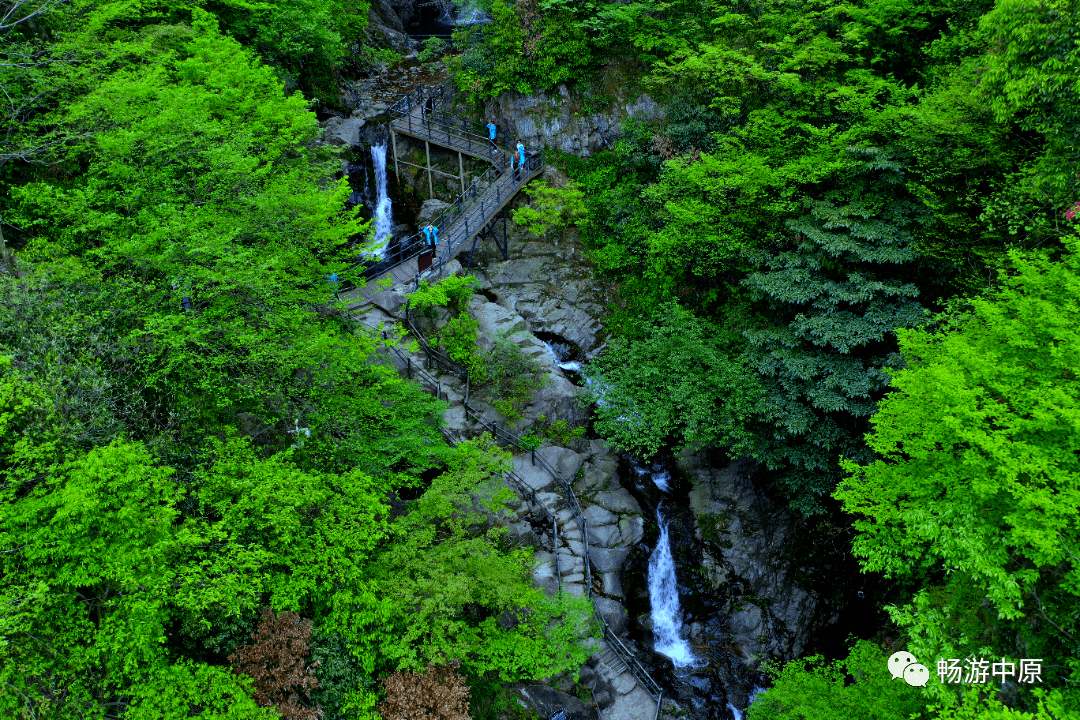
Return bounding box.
[1,0,1076,719]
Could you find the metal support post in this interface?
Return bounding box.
[458,151,465,195]
[554,518,561,590]
[424,140,434,199]
[391,130,400,183]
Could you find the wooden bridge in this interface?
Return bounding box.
[342,86,543,308]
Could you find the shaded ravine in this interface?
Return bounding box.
[622,459,765,719]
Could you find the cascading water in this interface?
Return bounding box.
[727,686,768,719]
[369,143,394,259]
[455,0,491,24]
[544,340,583,372]
[633,464,670,492]
[648,507,698,668]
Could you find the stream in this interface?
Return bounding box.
[648,506,698,669]
[625,460,768,720]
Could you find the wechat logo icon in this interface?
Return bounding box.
[888,651,930,687]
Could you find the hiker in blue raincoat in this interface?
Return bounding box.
[515,141,526,180]
[486,122,497,153]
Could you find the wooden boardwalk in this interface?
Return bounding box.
[391,103,507,163]
[342,103,542,309]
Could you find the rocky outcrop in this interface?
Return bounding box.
[367,0,419,54]
[483,82,664,158]
[518,685,598,720]
[416,198,452,228]
[324,116,367,146]
[680,452,827,665]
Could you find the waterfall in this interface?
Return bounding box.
[544,341,583,372]
[455,0,490,24]
[648,508,698,668]
[633,464,670,492]
[369,143,394,259]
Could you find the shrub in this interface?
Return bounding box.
[228,608,324,720]
[408,275,477,314]
[377,662,471,720]
[418,37,450,64]
[482,333,549,422]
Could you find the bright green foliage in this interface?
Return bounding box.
[409,275,479,314]
[977,0,1080,220]
[439,312,487,381]
[512,180,586,240]
[582,302,761,459]
[481,333,551,422]
[206,0,373,101]
[187,437,390,614]
[551,0,1075,511]
[125,661,275,719]
[407,276,488,379]
[1,3,591,716]
[417,36,450,64]
[747,640,930,720]
[448,0,593,99]
[930,689,1071,720]
[836,236,1080,707]
[325,436,598,679]
[747,640,1072,720]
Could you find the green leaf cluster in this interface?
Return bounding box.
[835,236,1080,707]
[0,5,597,716]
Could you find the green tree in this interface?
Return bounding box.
[512,179,586,241]
[835,236,1080,709]
[747,640,930,720]
[582,302,761,458]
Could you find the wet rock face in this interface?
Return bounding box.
[518,685,598,720]
[469,236,614,355]
[679,451,825,666]
[367,0,419,54]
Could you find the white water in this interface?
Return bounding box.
[455,0,490,24]
[369,143,394,259]
[633,464,670,492]
[544,341,583,372]
[728,685,768,719]
[648,508,698,668]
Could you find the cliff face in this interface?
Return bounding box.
[482,84,665,157]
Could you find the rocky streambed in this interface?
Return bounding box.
[331,47,876,719]
[347,214,876,719]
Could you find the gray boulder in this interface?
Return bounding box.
[324,116,366,146]
[416,198,451,229]
[582,504,618,529]
[589,547,630,573]
[518,686,597,720]
[592,488,642,516]
[593,596,629,635]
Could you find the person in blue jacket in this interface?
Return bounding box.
[487,122,497,153]
[517,141,526,176]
